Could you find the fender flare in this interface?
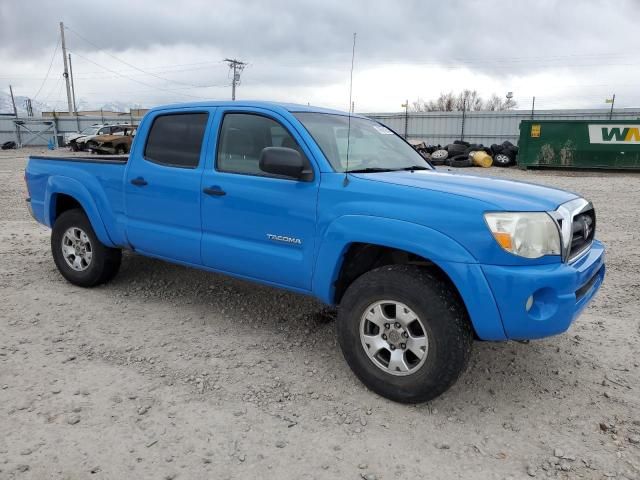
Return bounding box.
[311,215,507,340]
[311,215,477,302]
[45,176,116,247]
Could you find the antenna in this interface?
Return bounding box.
[343,32,356,187]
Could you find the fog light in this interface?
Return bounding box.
[525,295,534,312]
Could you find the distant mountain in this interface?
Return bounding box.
[0,93,145,116]
[98,101,144,113]
[0,95,51,116]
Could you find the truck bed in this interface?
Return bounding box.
[26,154,130,247]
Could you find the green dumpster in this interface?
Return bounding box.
[517,120,640,170]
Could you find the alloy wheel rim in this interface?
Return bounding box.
[359,300,429,376]
[61,227,93,272]
[495,153,510,164]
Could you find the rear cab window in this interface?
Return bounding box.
[144,113,209,168]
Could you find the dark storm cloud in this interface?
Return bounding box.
[2,0,638,77]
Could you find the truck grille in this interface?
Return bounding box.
[568,209,595,260]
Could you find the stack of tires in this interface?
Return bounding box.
[446,141,473,168]
[412,143,444,161]
[429,140,519,168]
[490,141,519,167]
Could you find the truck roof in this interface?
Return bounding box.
[148,100,367,118]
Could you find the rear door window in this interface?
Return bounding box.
[144,113,209,168]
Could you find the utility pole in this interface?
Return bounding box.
[59,21,73,114]
[531,96,535,120]
[68,53,80,131]
[460,98,467,141]
[608,94,616,120]
[68,53,78,114]
[25,98,34,117]
[9,85,18,117]
[224,58,246,101]
[401,100,409,139]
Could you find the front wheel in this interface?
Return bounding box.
[337,265,473,403]
[51,209,122,287]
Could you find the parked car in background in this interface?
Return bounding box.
[89,126,137,155]
[69,124,134,151]
[64,124,107,146]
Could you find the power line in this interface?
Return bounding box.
[42,77,63,104]
[0,60,228,81]
[32,36,60,100]
[67,49,204,99]
[65,25,214,89]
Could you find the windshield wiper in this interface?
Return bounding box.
[393,165,430,171]
[346,165,430,174]
[346,167,397,173]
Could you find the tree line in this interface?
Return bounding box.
[411,90,517,112]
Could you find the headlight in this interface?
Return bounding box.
[484,212,561,259]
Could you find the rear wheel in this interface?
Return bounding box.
[51,209,121,287]
[337,265,473,403]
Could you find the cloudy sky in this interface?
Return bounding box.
[1,0,639,113]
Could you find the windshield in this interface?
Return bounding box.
[294,112,430,172]
[80,127,100,135]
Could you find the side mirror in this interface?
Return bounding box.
[259,147,308,180]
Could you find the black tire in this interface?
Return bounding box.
[448,154,473,167]
[337,265,473,403]
[453,140,470,147]
[464,145,485,155]
[51,209,121,287]
[490,143,503,155]
[446,143,467,156]
[115,144,128,155]
[506,145,519,156]
[493,152,513,167]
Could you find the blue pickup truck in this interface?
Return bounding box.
[24,101,605,403]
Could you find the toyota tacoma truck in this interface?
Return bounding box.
[24,101,605,403]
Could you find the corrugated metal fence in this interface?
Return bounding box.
[366,108,640,146]
[2,108,640,148]
[0,114,143,146]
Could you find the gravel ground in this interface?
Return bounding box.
[1,147,639,480]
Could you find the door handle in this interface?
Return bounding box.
[130,177,148,186]
[203,186,226,196]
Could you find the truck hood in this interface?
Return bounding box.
[353,169,578,211]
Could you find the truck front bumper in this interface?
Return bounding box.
[480,240,605,340]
